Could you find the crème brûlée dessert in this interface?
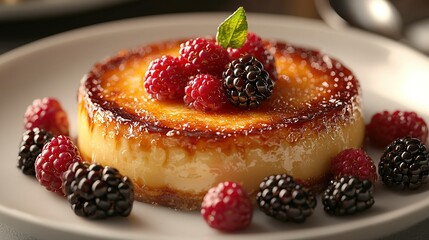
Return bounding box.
[77,39,365,210]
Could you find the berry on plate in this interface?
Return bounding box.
[228,32,277,81]
[17,128,53,176]
[366,110,428,148]
[223,54,274,108]
[144,55,189,100]
[24,97,69,136]
[184,74,227,111]
[331,148,377,183]
[378,137,429,190]
[62,162,134,219]
[322,176,374,216]
[35,135,81,195]
[256,174,317,223]
[201,181,252,232]
[179,37,230,78]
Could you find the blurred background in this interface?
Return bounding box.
[1,0,429,55]
[0,0,318,54]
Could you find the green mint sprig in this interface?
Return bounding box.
[216,6,248,49]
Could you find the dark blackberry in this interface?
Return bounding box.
[223,55,274,108]
[256,174,316,223]
[17,128,53,176]
[378,137,429,190]
[62,162,134,219]
[228,32,278,81]
[322,176,374,216]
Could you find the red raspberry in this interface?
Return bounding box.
[201,181,252,232]
[331,148,377,183]
[184,74,227,112]
[179,38,230,78]
[366,110,428,148]
[228,32,277,81]
[35,135,81,195]
[144,55,189,100]
[24,97,69,136]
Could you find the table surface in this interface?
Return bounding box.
[1,1,428,239]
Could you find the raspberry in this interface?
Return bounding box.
[62,162,134,219]
[228,32,277,81]
[256,174,317,223]
[24,97,69,136]
[184,74,227,111]
[179,38,230,78]
[379,137,429,190]
[144,55,189,100]
[331,148,377,183]
[17,128,53,176]
[366,110,428,148]
[223,55,274,108]
[35,135,81,195]
[322,176,374,216]
[201,181,252,232]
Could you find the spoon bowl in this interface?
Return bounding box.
[316,0,403,39]
[315,0,429,54]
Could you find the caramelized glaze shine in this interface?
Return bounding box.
[80,39,360,141]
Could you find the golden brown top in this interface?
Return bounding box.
[79,39,361,139]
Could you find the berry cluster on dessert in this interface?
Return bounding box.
[143,31,275,110]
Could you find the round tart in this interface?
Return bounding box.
[77,39,365,210]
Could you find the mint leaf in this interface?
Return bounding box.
[216,6,248,49]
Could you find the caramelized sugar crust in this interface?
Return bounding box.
[81,40,360,139]
[78,39,364,210]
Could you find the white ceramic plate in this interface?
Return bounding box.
[0,0,132,20]
[1,13,429,240]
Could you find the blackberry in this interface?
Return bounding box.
[256,174,316,223]
[378,137,429,190]
[228,32,278,81]
[17,128,53,176]
[62,162,134,219]
[322,176,374,216]
[223,55,274,108]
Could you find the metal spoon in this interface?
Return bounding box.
[315,0,429,54]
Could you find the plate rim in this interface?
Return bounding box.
[1,12,428,64]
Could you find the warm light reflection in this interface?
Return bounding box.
[367,57,429,116]
[400,69,429,114]
[368,0,392,23]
